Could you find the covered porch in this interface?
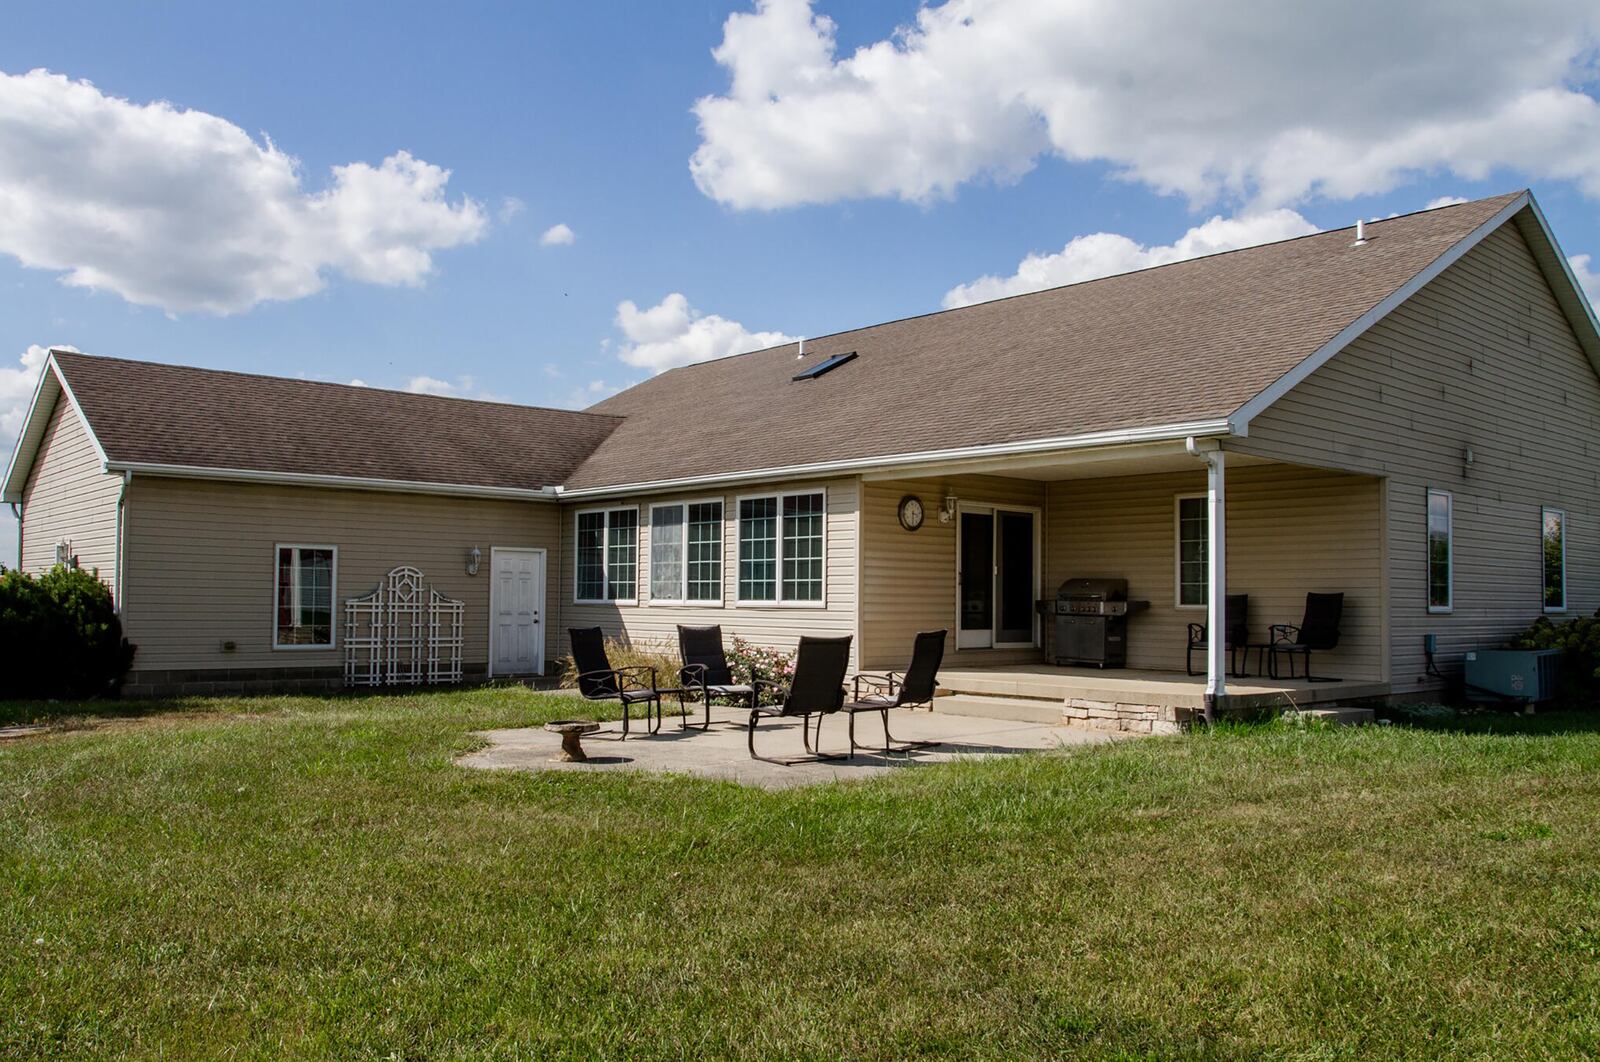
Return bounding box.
[856,437,1391,728]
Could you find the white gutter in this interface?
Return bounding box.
[104,461,564,502]
[559,418,1234,499]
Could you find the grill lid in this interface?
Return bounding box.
[1055,577,1129,601]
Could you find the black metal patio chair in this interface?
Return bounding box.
[747,635,852,765]
[567,626,665,739]
[1267,593,1345,682]
[841,629,947,758]
[1186,594,1250,677]
[676,624,757,730]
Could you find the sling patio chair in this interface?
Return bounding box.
[840,629,947,758]
[676,624,757,730]
[746,635,853,765]
[567,626,666,739]
[1267,592,1345,682]
[1185,594,1251,677]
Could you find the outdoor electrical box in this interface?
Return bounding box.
[1463,649,1561,703]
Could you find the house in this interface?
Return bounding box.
[6,190,1599,729]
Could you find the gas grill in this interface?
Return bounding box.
[1037,578,1150,668]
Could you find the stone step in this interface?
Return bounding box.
[933,693,1064,725]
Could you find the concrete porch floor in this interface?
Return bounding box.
[459,706,1124,790]
[938,663,1390,715]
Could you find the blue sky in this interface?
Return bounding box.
[4,0,1600,563]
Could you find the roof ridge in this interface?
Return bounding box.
[643,189,1527,379]
[50,349,626,423]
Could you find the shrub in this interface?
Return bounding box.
[1505,612,1600,705]
[0,564,136,699]
[559,636,680,689]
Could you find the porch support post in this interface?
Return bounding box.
[1186,437,1226,723]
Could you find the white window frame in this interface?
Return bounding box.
[1173,493,1208,610]
[272,543,339,650]
[1427,488,1453,614]
[735,489,828,608]
[1542,506,1568,614]
[573,505,639,605]
[647,498,724,607]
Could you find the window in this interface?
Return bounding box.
[575,508,638,603]
[274,545,336,648]
[649,500,723,604]
[791,350,858,381]
[1176,495,1207,607]
[1428,489,1452,613]
[1543,507,1567,612]
[738,491,825,604]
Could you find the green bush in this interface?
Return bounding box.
[0,564,136,699]
[1505,611,1600,705]
[559,633,797,706]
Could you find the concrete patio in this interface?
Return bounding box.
[460,706,1126,790]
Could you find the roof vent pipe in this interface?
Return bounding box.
[1353,219,1367,247]
[796,336,806,360]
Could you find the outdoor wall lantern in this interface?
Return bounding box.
[939,494,958,524]
[467,546,482,576]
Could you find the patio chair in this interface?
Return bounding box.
[747,635,852,765]
[841,629,947,758]
[1185,594,1250,677]
[677,624,756,730]
[567,627,665,739]
[1267,593,1344,682]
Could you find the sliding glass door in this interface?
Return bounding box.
[956,505,1039,649]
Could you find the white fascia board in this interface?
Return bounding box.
[104,461,563,502]
[1,353,109,503]
[1518,193,1600,372]
[1228,192,1531,433]
[555,417,1233,500]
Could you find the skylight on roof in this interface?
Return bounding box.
[791,350,857,381]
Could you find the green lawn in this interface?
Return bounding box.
[2,690,1598,1059]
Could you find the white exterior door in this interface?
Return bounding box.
[490,548,544,676]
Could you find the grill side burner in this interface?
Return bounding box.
[1036,577,1150,668]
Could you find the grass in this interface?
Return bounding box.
[2,690,1599,1059]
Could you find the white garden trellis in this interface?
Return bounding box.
[343,566,465,687]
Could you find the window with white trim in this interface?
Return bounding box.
[649,500,723,604]
[274,545,336,648]
[1542,507,1566,612]
[1176,495,1207,607]
[575,508,638,603]
[1427,489,1452,613]
[738,491,825,603]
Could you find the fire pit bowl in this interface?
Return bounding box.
[543,720,602,762]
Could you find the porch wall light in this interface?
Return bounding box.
[939,494,958,524]
[467,546,482,576]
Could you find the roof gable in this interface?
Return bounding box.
[2,355,107,504]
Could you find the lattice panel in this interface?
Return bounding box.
[343,566,466,687]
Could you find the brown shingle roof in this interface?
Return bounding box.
[564,193,1524,490]
[53,352,621,493]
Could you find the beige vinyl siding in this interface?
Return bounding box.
[19,396,121,591]
[1044,465,1384,679]
[556,478,859,668]
[123,476,559,672]
[859,475,1046,669]
[1232,221,1600,692]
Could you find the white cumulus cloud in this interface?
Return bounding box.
[943,209,1319,308]
[0,68,487,314]
[1571,253,1600,310]
[691,0,1600,211]
[1,344,58,440]
[613,293,795,372]
[1425,195,1470,209]
[539,223,576,246]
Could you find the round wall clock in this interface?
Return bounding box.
[898,494,925,532]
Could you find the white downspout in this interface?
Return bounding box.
[1186,437,1227,723]
[8,502,20,571]
[115,471,131,612]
